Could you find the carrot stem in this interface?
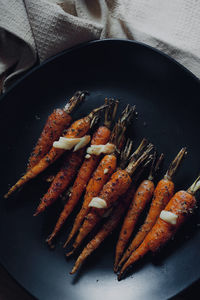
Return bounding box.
[164,147,187,180]
[109,104,136,150]
[63,91,88,113]
[126,143,153,176]
[148,152,164,181]
[104,98,119,128]
[187,175,200,195]
[118,138,133,170]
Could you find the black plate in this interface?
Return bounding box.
[0,39,200,300]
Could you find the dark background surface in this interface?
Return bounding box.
[0,40,200,300]
[1,263,200,300]
[0,266,200,300]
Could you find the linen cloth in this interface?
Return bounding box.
[0,0,200,91]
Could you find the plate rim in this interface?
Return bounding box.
[0,38,199,104]
[0,38,200,300]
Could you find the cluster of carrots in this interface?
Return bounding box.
[5,90,200,280]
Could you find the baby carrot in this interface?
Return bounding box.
[46,99,118,244]
[118,175,200,280]
[34,148,85,216]
[4,104,106,198]
[114,153,163,272]
[27,91,87,170]
[34,100,117,216]
[63,105,136,248]
[118,148,186,268]
[70,184,136,274]
[66,141,153,256]
[70,156,153,274]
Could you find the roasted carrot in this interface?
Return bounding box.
[114,153,164,272]
[34,148,85,216]
[118,148,186,268]
[70,184,136,274]
[66,141,153,256]
[70,156,153,274]
[34,99,116,216]
[46,99,118,244]
[118,175,200,280]
[63,105,136,248]
[4,104,106,198]
[27,91,87,170]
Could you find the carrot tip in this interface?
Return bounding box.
[113,264,119,273]
[63,237,71,248]
[47,242,55,250]
[34,202,46,216]
[66,250,74,257]
[46,236,53,246]
[33,211,40,217]
[117,274,123,281]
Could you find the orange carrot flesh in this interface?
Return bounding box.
[119,178,174,266]
[64,154,117,247]
[118,190,196,280]
[4,115,92,198]
[34,148,85,216]
[67,169,132,254]
[148,190,196,252]
[114,179,154,271]
[63,104,135,247]
[27,91,87,170]
[27,109,72,170]
[70,185,136,274]
[46,126,111,244]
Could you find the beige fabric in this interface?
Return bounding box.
[0,0,200,91]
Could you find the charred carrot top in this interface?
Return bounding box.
[109,104,136,155]
[70,184,136,274]
[118,148,186,269]
[63,91,88,114]
[66,142,153,256]
[63,106,136,248]
[114,153,164,272]
[27,91,87,170]
[4,104,107,199]
[118,175,200,280]
[46,99,119,244]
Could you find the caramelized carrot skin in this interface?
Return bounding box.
[94,170,133,215]
[70,126,112,205]
[64,154,117,246]
[47,126,111,243]
[35,148,85,215]
[90,126,111,146]
[70,186,135,274]
[4,115,91,198]
[148,190,196,252]
[80,154,118,220]
[72,169,132,249]
[118,190,196,280]
[28,109,72,169]
[124,179,174,255]
[115,180,154,269]
[61,126,110,212]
